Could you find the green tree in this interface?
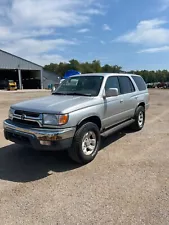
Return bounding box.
[69,59,81,71]
[91,60,101,73]
[44,59,169,83]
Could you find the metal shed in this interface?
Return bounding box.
[43,70,60,89]
[0,49,59,89]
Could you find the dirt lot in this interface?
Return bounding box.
[0,89,168,225]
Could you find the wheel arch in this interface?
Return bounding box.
[137,102,145,108]
[133,102,145,118]
[77,115,102,131]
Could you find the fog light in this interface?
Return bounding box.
[40,141,52,146]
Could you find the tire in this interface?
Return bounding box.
[131,106,145,131]
[68,122,101,164]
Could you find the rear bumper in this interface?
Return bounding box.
[3,119,76,151]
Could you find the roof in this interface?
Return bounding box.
[0,49,43,69]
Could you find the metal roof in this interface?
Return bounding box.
[0,49,43,70]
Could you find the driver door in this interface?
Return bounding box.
[102,76,124,129]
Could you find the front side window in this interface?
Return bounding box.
[118,76,135,94]
[105,76,120,94]
[53,76,104,96]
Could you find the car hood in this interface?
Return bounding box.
[11,95,98,114]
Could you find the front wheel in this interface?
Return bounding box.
[131,106,145,131]
[68,122,101,164]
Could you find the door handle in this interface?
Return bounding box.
[120,99,124,103]
[135,96,138,99]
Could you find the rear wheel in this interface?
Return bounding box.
[131,106,145,131]
[68,122,100,164]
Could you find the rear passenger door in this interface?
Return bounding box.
[118,76,138,120]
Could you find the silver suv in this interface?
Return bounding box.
[4,73,149,164]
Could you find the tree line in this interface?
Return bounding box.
[44,59,169,83]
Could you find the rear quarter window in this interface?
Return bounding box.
[132,76,147,91]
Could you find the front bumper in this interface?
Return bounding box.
[3,119,76,151]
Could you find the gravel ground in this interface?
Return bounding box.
[0,89,168,225]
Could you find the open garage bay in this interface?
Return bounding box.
[0,89,168,225]
[0,69,41,89]
[21,70,41,89]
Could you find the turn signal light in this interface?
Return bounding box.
[59,114,69,125]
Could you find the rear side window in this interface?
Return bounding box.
[118,76,135,94]
[132,76,147,91]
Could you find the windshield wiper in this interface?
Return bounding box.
[66,92,92,96]
[52,92,68,95]
[52,92,92,96]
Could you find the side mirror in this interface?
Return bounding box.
[105,88,119,98]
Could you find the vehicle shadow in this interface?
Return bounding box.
[100,131,126,149]
[0,131,127,183]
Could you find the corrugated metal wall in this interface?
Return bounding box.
[0,50,42,70]
[43,70,60,89]
[0,50,60,89]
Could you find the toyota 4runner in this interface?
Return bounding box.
[4,73,149,164]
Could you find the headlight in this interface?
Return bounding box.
[43,114,69,126]
[8,108,15,120]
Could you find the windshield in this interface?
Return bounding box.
[53,76,104,96]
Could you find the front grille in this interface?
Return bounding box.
[13,118,40,128]
[12,110,42,128]
[14,110,40,118]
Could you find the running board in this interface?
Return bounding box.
[101,119,135,137]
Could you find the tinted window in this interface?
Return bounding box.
[105,76,120,94]
[118,76,135,94]
[132,76,147,91]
